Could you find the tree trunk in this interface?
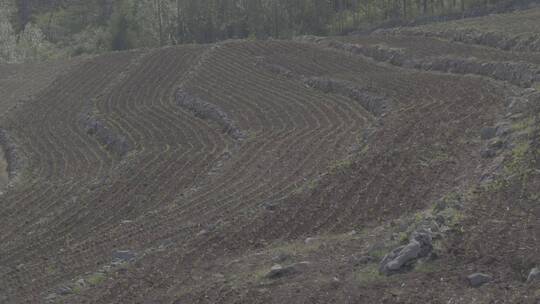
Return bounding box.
[17,0,31,30]
[156,0,164,46]
[402,0,407,19]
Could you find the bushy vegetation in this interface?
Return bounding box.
[0,0,536,62]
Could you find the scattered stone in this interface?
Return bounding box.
[481,148,497,159]
[487,138,504,150]
[480,127,497,140]
[467,273,492,287]
[435,214,446,226]
[262,201,278,211]
[80,109,131,158]
[305,237,318,244]
[379,231,432,275]
[112,250,136,262]
[302,76,391,116]
[495,122,512,137]
[177,89,246,140]
[56,286,73,295]
[75,278,86,288]
[213,273,225,279]
[527,267,540,283]
[507,96,531,113]
[45,293,58,301]
[266,264,296,279]
[265,262,309,279]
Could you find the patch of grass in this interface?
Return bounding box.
[328,158,353,174]
[368,248,389,260]
[418,143,450,167]
[511,116,535,134]
[46,265,56,275]
[395,231,409,245]
[71,284,83,294]
[268,239,322,258]
[505,141,532,177]
[414,261,438,274]
[292,175,324,195]
[86,272,106,286]
[355,264,386,285]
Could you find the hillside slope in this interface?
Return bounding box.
[0,8,539,304]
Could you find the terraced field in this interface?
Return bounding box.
[0,7,539,304]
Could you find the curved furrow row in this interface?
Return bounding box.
[0,47,230,296]
[0,64,116,234]
[109,44,374,300]
[0,54,141,262]
[36,47,225,241]
[168,50,342,214]
[3,46,226,270]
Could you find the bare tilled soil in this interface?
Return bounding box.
[1,8,540,304]
[377,7,540,52]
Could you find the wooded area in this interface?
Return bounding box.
[0,0,536,62]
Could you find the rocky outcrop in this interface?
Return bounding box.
[255,55,391,117]
[80,110,131,158]
[0,129,23,185]
[379,231,433,275]
[323,40,540,88]
[303,77,391,116]
[527,267,540,283]
[377,27,540,53]
[176,89,246,141]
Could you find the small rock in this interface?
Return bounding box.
[495,123,512,137]
[527,267,540,283]
[481,148,497,158]
[213,273,225,279]
[507,96,530,113]
[480,127,497,140]
[75,278,86,288]
[265,262,309,279]
[266,264,295,279]
[45,293,58,301]
[305,237,318,244]
[467,273,492,287]
[487,138,504,150]
[112,250,136,262]
[435,214,445,226]
[56,286,73,295]
[262,201,278,211]
[196,229,208,236]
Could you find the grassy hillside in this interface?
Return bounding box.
[0,7,539,304]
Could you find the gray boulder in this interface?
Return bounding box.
[480,127,497,140]
[379,231,432,275]
[527,267,540,283]
[467,273,492,287]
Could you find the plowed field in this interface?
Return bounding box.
[0,8,539,304]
